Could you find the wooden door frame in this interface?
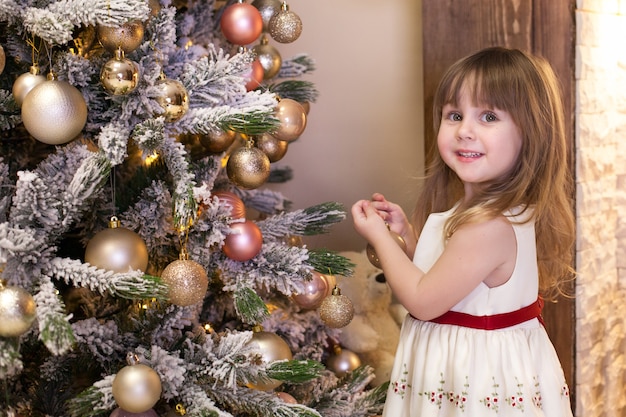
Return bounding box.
[421,0,576,408]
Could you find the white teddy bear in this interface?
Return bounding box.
[337,250,407,386]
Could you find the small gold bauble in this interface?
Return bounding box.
[100,50,140,95]
[253,35,282,80]
[268,5,302,44]
[252,0,283,31]
[21,75,88,145]
[98,21,145,54]
[198,129,237,153]
[161,259,209,306]
[155,77,189,123]
[326,345,361,377]
[112,364,162,413]
[226,146,271,189]
[272,98,307,142]
[84,217,149,273]
[247,328,293,390]
[12,65,46,107]
[366,231,406,268]
[0,44,5,75]
[0,280,37,337]
[255,133,288,162]
[319,287,354,328]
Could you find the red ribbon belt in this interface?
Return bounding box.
[426,297,545,330]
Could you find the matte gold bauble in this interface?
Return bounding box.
[110,408,158,417]
[292,271,328,310]
[198,129,236,153]
[326,345,361,377]
[12,65,46,107]
[212,190,246,219]
[319,286,354,328]
[247,328,293,390]
[0,44,5,75]
[161,259,209,306]
[112,364,162,413]
[220,2,263,46]
[98,21,145,54]
[84,217,149,273]
[252,0,282,31]
[366,231,406,268]
[155,77,189,122]
[268,4,302,44]
[0,280,36,337]
[276,391,298,404]
[226,146,271,189]
[21,74,88,145]
[253,35,282,80]
[271,98,306,142]
[222,220,263,261]
[255,133,287,162]
[101,49,140,95]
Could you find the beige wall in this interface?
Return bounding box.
[268,0,424,252]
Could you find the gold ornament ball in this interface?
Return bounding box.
[223,220,263,262]
[247,330,293,390]
[112,364,162,413]
[101,52,140,95]
[272,98,307,142]
[12,65,46,107]
[0,281,37,337]
[212,190,246,219]
[155,78,189,123]
[161,259,209,307]
[255,133,288,162]
[276,392,298,404]
[252,0,283,31]
[198,129,236,153]
[268,6,302,44]
[98,21,145,54]
[85,220,149,273]
[253,36,282,80]
[0,44,5,75]
[366,231,406,268]
[21,77,88,145]
[319,287,354,328]
[326,345,361,377]
[226,146,271,189]
[110,408,158,417]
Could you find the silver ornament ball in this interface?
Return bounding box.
[12,65,46,107]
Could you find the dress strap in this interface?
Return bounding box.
[427,297,544,330]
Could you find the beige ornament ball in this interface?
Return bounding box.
[326,345,361,378]
[0,280,37,337]
[226,146,271,189]
[161,259,209,306]
[84,217,149,273]
[247,327,293,390]
[254,133,288,162]
[101,49,140,95]
[112,363,162,413]
[12,65,46,107]
[319,286,354,328]
[155,77,189,123]
[98,21,145,54]
[21,74,88,145]
[271,98,306,142]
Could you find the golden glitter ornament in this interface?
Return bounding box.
[155,76,189,122]
[112,360,162,413]
[98,20,145,54]
[0,280,37,337]
[253,35,282,80]
[161,255,209,307]
[12,64,46,107]
[254,133,288,162]
[247,325,293,390]
[319,286,354,328]
[101,49,140,95]
[226,144,271,189]
[268,2,302,44]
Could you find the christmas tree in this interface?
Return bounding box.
[0,1,387,416]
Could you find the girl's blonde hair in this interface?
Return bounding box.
[413,47,575,300]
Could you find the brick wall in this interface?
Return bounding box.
[576,1,626,416]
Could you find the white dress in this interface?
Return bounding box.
[382,206,573,417]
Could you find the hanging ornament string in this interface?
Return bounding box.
[110,166,117,217]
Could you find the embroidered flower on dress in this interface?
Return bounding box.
[532,376,542,409]
[505,378,525,412]
[391,363,411,399]
[480,377,500,412]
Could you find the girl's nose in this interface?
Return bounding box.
[456,119,474,141]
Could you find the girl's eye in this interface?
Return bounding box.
[481,112,498,122]
[445,112,462,122]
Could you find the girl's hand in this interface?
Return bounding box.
[368,193,417,257]
[351,199,389,244]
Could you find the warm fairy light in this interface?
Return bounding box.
[144,152,159,166]
[203,323,214,333]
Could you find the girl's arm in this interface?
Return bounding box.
[351,200,516,320]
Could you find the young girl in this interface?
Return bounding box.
[351,47,575,416]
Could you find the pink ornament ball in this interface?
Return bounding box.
[245,59,265,91]
[293,271,329,310]
[223,220,263,261]
[220,3,263,46]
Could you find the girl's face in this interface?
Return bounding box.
[437,87,522,198]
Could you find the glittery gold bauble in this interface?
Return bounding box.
[212,190,246,219]
[319,286,354,328]
[21,74,88,145]
[252,0,282,31]
[112,364,162,413]
[155,77,189,122]
[222,220,263,261]
[101,49,140,95]
[226,146,271,189]
[366,231,406,268]
[161,259,208,306]
[84,217,149,273]
[198,129,236,153]
[253,35,282,80]
[0,280,36,337]
[247,328,293,390]
[272,98,306,142]
[292,271,328,310]
[12,64,46,107]
[326,345,361,377]
[98,21,145,54]
[255,133,288,162]
[110,408,158,417]
[268,4,302,43]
